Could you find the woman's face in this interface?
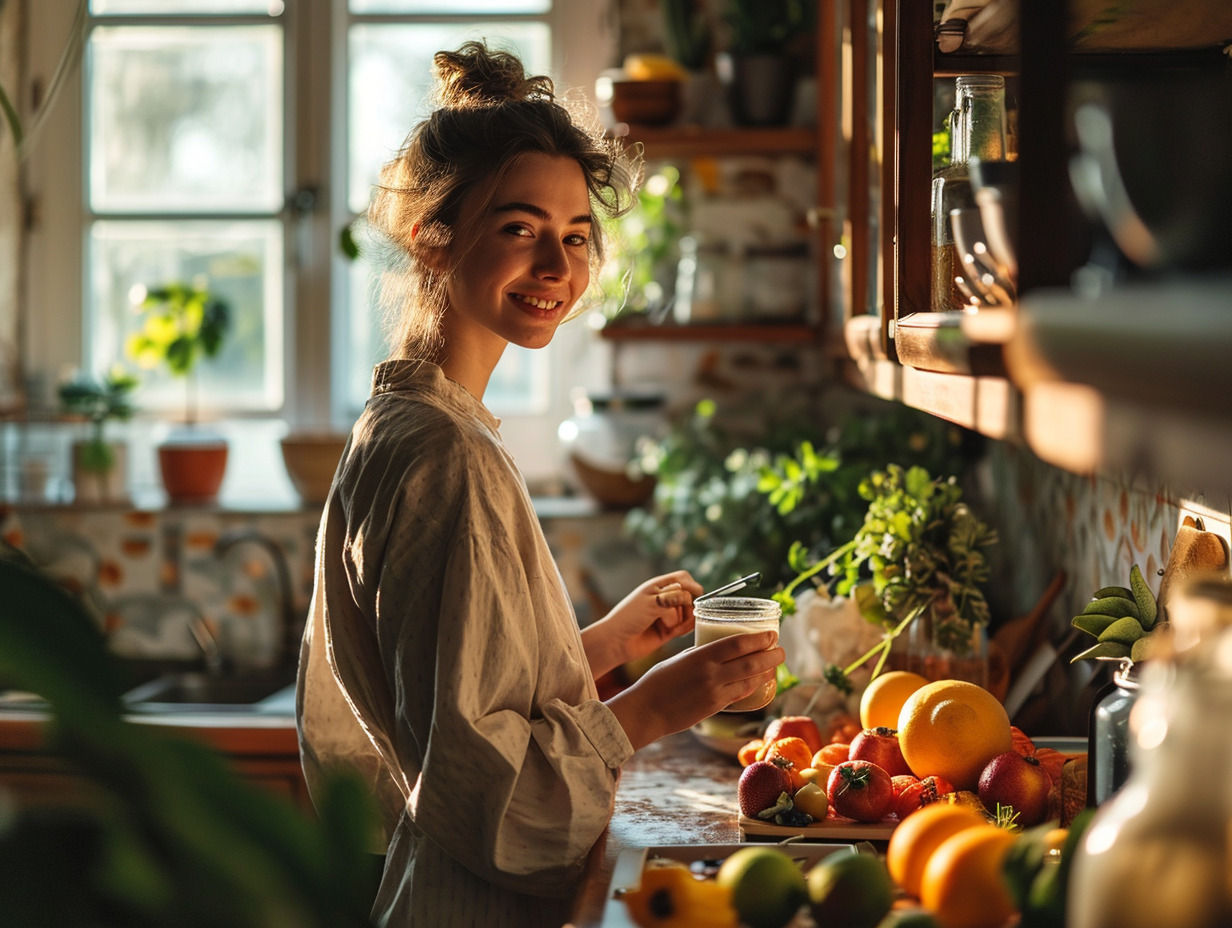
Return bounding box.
[441,152,593,359]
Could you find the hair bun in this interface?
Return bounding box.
[432,40,554,108]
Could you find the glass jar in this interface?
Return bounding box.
[693,597,782,712]
[930,74,1007,312]
[1069,578,1232,928]
[1085,657,1141,807]
[891,607,989,688]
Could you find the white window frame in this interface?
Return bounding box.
[21,0,614,487]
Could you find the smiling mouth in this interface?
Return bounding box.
[511,292,563,311]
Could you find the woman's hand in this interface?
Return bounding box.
[581,570,703,679]
[605,631,784,752]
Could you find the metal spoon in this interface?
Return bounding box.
[694,571,763,603]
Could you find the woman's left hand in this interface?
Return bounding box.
[588,570,703,673]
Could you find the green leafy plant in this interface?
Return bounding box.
[1070,563,1161,663]
[774,464,997,690]
[598,166,687,321]
[662,0,711,71]
[126,279,230,426]
[723,0,815,55]
[0,551,376,928]
[57,366,139,474]
[625,398,971,593]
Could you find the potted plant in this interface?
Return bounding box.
[718,0,815,126]
[775,464,998,690]
[662,0,716,125]
[57,366,138,504]
[126,278,231,503]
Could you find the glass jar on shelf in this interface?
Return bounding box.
[930,74,1008,313]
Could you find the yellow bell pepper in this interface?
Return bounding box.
[621,865,739,928]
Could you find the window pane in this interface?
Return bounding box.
[89,220,284,414]
[89,25,283,213]
[351,1,549,13]
[92,1,280,13]
[348,23,550,214]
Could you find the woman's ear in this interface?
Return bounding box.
[412,221,450,273]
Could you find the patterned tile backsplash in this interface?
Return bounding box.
[4,439,1229,732]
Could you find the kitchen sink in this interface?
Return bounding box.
[123,669,295,713]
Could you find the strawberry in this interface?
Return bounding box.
[738,760,791,818]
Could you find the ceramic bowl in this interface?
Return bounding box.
[280,433,348,505]
[596,76,682,126]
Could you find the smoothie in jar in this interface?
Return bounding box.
[694,596,782,712]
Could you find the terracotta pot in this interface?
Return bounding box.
[158,439,228,503]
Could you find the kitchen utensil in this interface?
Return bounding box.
[694,571,762,603]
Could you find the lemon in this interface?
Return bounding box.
[806,849,895,928]
[716,846,807,928]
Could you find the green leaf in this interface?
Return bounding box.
[1130,564,1158,630]
[1070,640,1132,662]
[1082,595,1140,620]
[1098,615,1144,645]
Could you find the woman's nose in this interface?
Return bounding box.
[534,238,570,280]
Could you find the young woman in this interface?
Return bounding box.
[296,42,783,928]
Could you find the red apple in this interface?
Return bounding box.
[826,760,894,822]
[738,760,792,818]
[764,715,825,755]
[848,726,913,777]
[978,751,1053,827]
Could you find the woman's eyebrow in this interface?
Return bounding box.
[494,201,592,225]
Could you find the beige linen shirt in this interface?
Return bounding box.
[296,360,634,928]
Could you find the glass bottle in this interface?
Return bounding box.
[930,75,1007,312]
[1068,577,1232,928]
[1085,657,1141,807]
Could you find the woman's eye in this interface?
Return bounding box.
[565,233,589,247]
[504,224,532,237]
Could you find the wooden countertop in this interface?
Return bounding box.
[572,729,745,928]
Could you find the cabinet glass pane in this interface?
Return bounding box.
[89,220,284,414]
[89,25,283,213]
[347,23,550,214]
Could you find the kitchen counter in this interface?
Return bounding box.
[572,729,745,927]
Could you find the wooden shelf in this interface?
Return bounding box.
[606,125,817,160]
[840,356,1019,442]
[598,321,819,344]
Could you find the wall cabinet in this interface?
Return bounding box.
[840,0,1232,495]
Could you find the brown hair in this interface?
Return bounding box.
[367,41,641,362]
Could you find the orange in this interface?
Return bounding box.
[860,670,930,729]
[763,736,814,791]
[886,802,988,898]
[896,680,1013,790]
[738,739,764,767]
[814,743,850,767]
[919,824,1017,928]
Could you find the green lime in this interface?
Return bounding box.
[716,846,807,928]
[807,849,895,928]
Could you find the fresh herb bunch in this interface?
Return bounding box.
[775,464,997,686]
[58,367,139,474]
[624,398,971,592]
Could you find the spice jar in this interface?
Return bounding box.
[1085,657,1141,807]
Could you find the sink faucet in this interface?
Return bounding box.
[213,528,299,671]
